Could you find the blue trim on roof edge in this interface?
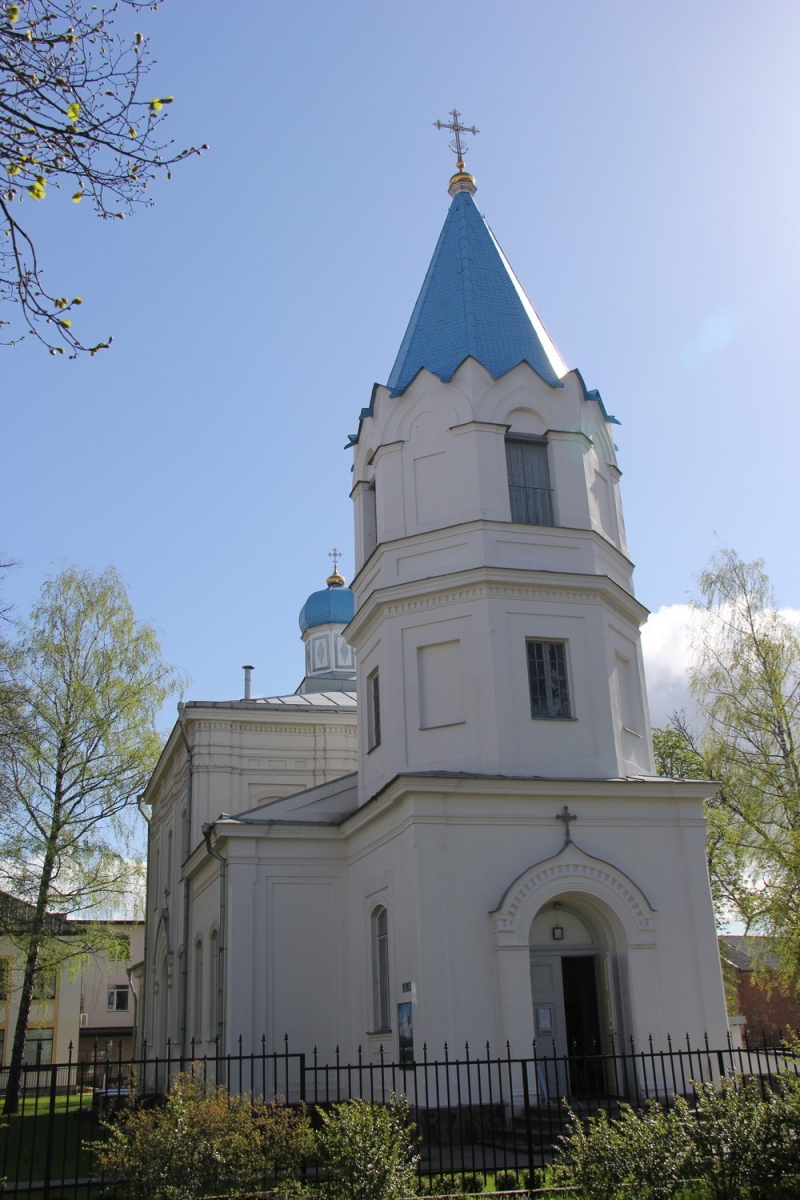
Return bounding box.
[346,365,619,448]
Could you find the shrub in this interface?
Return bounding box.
[552,1100,693,1200]
[459,1171,485,1193]
[253,1095,315,1188]
[93,1071,266,1200]
[493,1169,519,1191]
[687,1074,800,1199]
[316,1093,420,1200]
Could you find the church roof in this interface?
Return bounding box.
[299,584,355,634]
[386,190,569,397]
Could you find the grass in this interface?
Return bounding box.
[0,1089,107,1196]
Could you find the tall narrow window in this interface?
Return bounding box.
[194,939,203,1042]
[209,929,219,1044]
[368,669,381,749]
[372,906,390,1032]
[506,437,554,526]
[527,641,571,718]
[363,481,377,561]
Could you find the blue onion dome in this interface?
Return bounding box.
[298,568,355,634]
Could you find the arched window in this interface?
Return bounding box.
[209,929,219,1044]
[371,906,390,1032]
[193,938,203,1043]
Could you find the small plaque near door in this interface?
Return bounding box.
[536,1005,554,1035]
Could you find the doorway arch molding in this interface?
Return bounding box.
[490,840,656,949]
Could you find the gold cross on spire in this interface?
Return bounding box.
[327,548,345,587]
[433,109,479,170]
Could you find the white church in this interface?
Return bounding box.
[138,147,729,1071]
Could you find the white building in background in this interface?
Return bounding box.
[0,896,142,1068]
[139,158,728,1069]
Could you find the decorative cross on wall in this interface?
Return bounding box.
[433,109,479,168]
[556,805,577,844]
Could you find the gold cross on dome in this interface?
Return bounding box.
[328,548,342,573]
[433,109,479,168]
[556,805,577,843]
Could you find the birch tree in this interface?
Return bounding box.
[0,565,180,1113]
[655,549,800,988]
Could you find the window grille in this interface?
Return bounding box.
[527,640,571,718]
[506,437,554,526]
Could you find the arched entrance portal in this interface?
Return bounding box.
[529,894,621,1095]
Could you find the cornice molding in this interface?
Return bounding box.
[350,571,645,646]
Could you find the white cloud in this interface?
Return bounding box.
[641,603,800,730]
[641,604,699,728]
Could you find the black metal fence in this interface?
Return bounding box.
[1,1033,798,1199]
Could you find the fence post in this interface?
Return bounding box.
[41,1059,58,1200]
[521,1056,535,1179]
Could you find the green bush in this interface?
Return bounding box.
[551,1099,692,1200]
[94,1072,265,1200]
[551,1072,800,1199]
[93,1073,313,1200]
[316,1093,420,1200]
[687,1075,800,1199]
[492,1169,519,1191]
[459,1171,485,1193]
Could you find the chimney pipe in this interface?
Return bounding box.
[242,665,254,700]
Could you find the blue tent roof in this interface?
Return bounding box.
[299,585,355,634]
[386,190,568,397]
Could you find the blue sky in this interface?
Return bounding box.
[3,0,799,722]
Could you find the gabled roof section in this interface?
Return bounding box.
[386,190,569,397]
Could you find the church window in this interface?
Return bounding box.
[368,669,381,749]
[209,929,219,1043]
[371,906,390,1032]
[363,481,377,561]
[527,641,571,719]
[194,938,203,1041]
[506,437,554,526]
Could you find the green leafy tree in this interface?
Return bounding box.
[1,0,205,356]
[316,1094,419,1200]
[654,548,800,990]
[0,565,181,1113]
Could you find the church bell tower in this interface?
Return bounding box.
[347,143,654,807]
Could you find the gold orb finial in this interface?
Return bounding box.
[327,547,346,588]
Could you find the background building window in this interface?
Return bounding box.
[32,968,57,1000]
[368,669,381,749]
[527,640,571,718]
[0,958,10,1001]
[107,985,129,1012]
[23,1027,53,1065]
[372,906,390,1032]
[506,437,554,526]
